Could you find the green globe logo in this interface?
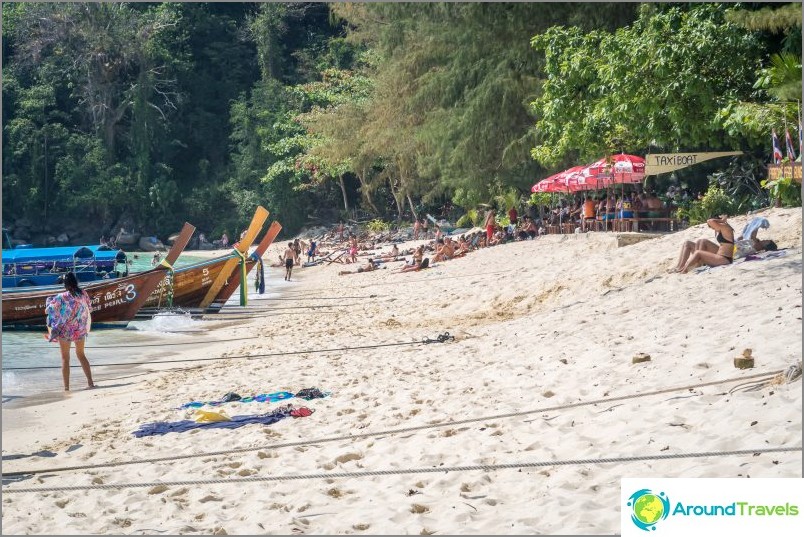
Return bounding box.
[627,489,670,531]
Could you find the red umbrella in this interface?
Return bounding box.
[582,153,645,184]
[532,166,587,193]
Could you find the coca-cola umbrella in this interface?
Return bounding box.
[532,165,588,193]
[582,153,646,184]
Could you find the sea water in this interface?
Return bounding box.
[1,256,290,403]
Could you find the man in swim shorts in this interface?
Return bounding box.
[283,242,296,281]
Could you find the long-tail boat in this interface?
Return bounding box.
[2,223,195,328]
[139,206,269,313]
[205,220,282,313]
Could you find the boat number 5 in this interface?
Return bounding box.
[125,284,137,302]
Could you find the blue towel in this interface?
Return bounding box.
[179,391,295,409]
[133,408,292,438]
[739,217,770,241]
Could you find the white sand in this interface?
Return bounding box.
[2,208,801,534]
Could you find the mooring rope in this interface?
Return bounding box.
[3,447,798,494]
[1,369,784,478]
[2,332,456,371]
[6,335,265,351]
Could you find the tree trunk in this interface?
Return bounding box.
[338,174,350,212]
[407,193,418,221]
[389,178,404,223]
[357,167,380,215]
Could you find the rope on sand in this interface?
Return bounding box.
[7,335,265,351]
[729,362,803,393]
[1,369,784,478]
[3,447,799,494]
[1,332,457,371]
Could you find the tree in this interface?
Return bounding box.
[529,4,765,167]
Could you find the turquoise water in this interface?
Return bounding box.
[125,252,208,273]
[1,264,292,403]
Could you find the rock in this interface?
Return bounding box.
[734,356,755,369]
[13,228,31,241]
[742,348,753,358]
[116,231,140,247]
[56,233,69,244]
[632,353,652,364]
[15,218,32,229]
[166,232,181,245]
[138,236,165,252]
[45,236,58,246]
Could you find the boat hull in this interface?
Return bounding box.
[2,270,165,327]
[142,255,234,309]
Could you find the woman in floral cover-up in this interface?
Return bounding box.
[45,272,95,391]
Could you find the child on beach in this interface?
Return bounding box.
[307,240,317,263]
[45,272,95,391]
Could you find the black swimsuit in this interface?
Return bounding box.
[716,231,734,263]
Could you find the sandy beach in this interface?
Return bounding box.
[1,208,801,535]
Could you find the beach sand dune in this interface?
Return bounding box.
[2,208,801,534]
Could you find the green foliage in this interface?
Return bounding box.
[675,185,737,225]
[494,189,520,212]
[529,193,552,207]
[761,176,802,207]
[365,218,391,233]
[0,3,791,240]
[530,4,764,167]
[455,209,482,228]
[754,52,802,102]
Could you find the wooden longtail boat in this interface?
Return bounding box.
[206,220,282,312]
[141,206,269,312]
[198,207,269,309]
[1,223,195,328]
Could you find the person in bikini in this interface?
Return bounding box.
[670,215,736,274]
[339,260,377,276]
[397,257,430,273]
[283,242,297,281]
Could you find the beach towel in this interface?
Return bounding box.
[743,250,788,262]
[178,391,295,409]
[739,217,770,241]
[132,405,308,438]
[294,388,330,400]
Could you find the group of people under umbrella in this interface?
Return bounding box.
[532,153,674,232]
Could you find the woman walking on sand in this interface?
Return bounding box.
[45,272,95,391]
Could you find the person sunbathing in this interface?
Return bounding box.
[432,238,455,262]
[339,260,377,275]
[374,244,400,261]
[397,257,430,272]
[411,246,424,265]
[670,215,736,273]
[734,217,778,258]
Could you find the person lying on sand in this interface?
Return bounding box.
[734,217,778,258]
[669,215,735,274]
[373,244,400,261]
[397,257,430,272]
[339,260,377,275]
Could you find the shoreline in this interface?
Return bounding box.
[1,208,801,534]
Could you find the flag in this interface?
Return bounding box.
[772,129,783,164]
[785,128,796,161]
